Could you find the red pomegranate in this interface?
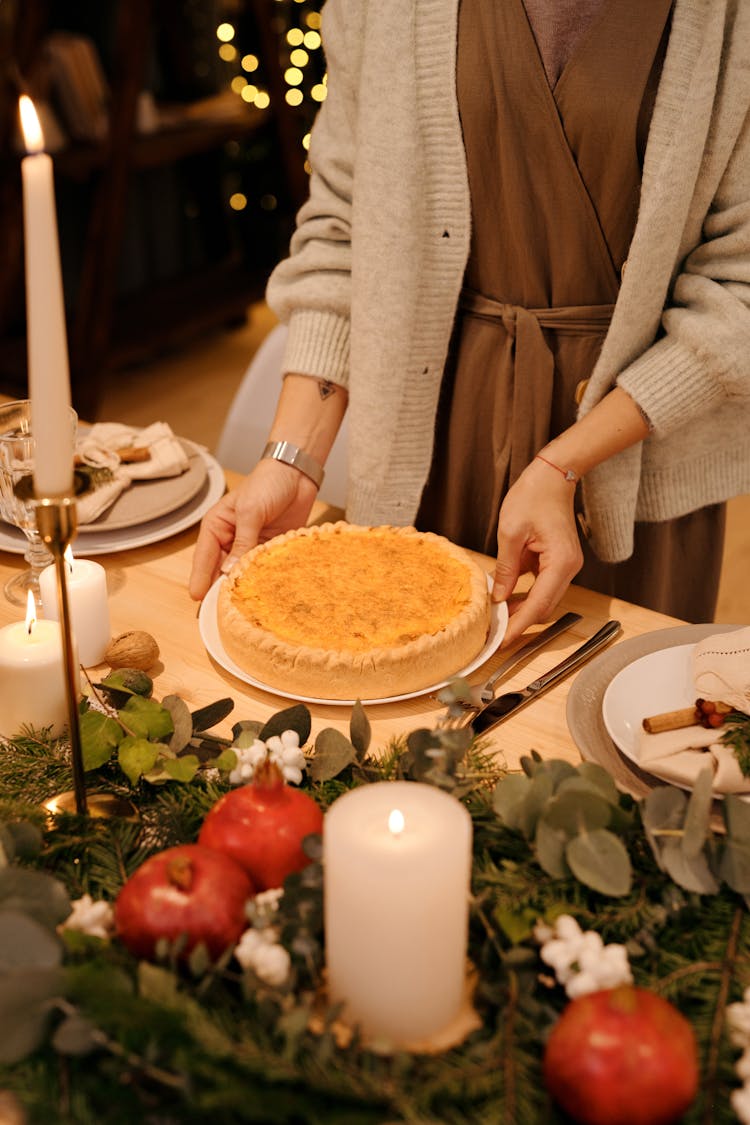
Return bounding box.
[543,985,699,1125]
[199,759,323,890]
[115,844,254,960]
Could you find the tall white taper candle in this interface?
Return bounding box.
[18,94,74,498]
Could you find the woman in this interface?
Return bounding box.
[190,0,750,646]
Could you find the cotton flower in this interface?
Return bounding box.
[235,926,291,987]
[229,739,268,785]
[537,914,632,998]
[265,731,306,785]
[731,1083,750,1124]
[728,995,750,1048]
[229,730,306,786]
[60,894,115,939]
[737,1049,750,1083]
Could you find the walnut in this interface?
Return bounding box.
[105,630,160,671]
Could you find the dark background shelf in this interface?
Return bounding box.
[0,0,321,417]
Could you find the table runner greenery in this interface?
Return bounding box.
[1,676,749,1125]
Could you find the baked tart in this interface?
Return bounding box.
[217,522,491,699]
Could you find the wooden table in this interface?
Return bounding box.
[0,472,683,772]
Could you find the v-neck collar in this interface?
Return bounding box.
[521,0,616,95]
[512,0,622,290]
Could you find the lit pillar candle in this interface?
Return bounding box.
[324,781,472,1044]
[0,591,75,738]
[18,95,74,498]
[40,548,110,667]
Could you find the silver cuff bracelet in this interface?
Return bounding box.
[261,440,325,490]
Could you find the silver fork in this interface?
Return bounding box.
[476,610,583,703]
[437,611,582,728]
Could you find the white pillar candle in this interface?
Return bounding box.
[0,594,74,738]
[18,95,74,498]
[40,552,110,667]
[324,781,472,1044]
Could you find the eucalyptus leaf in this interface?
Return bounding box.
[259,704,312,746]
[233,724,264,750]
[191,697,235,733]
[527,758,578,790]
[160,755,201,784]
[642,786,688,830]
[138,961,181,1006]
[350,700,371,762]
[0,868,71,930]
[188,941,211,978]
[660,839,720,894]
[0,966,65,1063]
[232,719,264,743]
[545,789,612,835]
[566,829,632,896]
[311,729,357,782]
[682,766,714,859]
[162,694,194,753]
[492,775,532,832]
[0,909,63,970]
[51,1013,101,1056]
[493,905,538,945]
[0,821,42,862]
[718,837,750,894]
[79,708,123,771]
[102,668,153,696]
[119,696,174,741]
[117,736,162,786]
[723,794,750,846]
[211,749,239,773]
[641,786,688,868]
[574,762,620,805]
[437,678,474,707]
[534,817,570,879]
[518,772,555,840]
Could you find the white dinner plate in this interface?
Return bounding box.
[76,439,208,532]
[566,623,744,800]
[0,446,225,557]
[602,644,697,763]
[198,573,509,706]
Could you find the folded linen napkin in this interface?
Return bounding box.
[75,421,190,525]
[636,627,750,793]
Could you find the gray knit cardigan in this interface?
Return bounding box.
[266,0,750,563]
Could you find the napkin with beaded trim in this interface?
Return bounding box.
[75,421,190,524]
[636,627,750,793]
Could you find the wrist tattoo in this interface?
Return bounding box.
[318,380,337,401]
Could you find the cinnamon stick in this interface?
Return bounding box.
[117,445,151,463]
[642,699,733,734]
[642,708,700,734]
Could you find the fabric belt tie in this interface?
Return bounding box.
[458,289,615,484]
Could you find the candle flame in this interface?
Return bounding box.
[25,588,37,634]
[18,95,45,154]
[388,808,405,837]
[64,544,74,573]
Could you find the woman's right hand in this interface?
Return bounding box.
[188,459,319,600]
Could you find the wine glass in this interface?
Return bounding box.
[0,399,77,607]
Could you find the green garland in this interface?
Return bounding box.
[1,693,750,1125]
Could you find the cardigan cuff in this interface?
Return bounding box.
[616,335,726,436]
[282,309,351,389]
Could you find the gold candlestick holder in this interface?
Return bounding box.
[34,496,136,820]
[34,495,87,815]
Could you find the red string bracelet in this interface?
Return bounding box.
[534,454,579,483]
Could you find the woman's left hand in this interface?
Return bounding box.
[491,458,583,646]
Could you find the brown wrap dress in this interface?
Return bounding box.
[416,0,725,622]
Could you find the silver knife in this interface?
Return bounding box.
[471,619,622,735]
[478,610,583,703]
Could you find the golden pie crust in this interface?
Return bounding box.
[217,522,491,699]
